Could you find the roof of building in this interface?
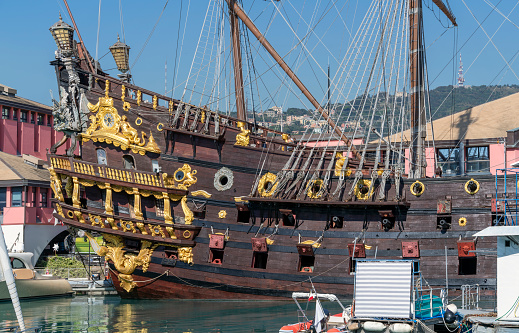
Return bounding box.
[0,83,52,113]
[386,91,519,143]
[0,152,49,184]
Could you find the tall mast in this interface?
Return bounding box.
[408,0,456,178]
[408,0,426,178]
[224,0,360,159]
[229,0,247,121]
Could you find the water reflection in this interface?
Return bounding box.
[0,296,344,332]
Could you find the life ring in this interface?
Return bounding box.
[410,180,425,196]
[212,259,222,265]
[183,230,192,239]
[459,217,467,227]
[464,178,480,195]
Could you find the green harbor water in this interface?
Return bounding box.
[0,296,344,332]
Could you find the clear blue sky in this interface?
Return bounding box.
[1,0,518,110]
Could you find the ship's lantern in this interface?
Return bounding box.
[109,35,131,73]
[49,13,74,55]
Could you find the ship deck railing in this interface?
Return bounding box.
[48,154,185,192]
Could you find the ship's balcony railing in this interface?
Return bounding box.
[54,200,200,244]
[49,154,169,189]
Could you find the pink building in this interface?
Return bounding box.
[0,83,72,158]
[0,83,67,264]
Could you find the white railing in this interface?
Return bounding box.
[461,284,480,310]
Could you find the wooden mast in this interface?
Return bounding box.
[408,0,426,178]
[62,0,95,73]
[229,0,247,121]
[224,0,360,158]
[408,0,456,178]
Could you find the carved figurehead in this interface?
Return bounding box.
[235,121,250,146]
[120,115,145,146]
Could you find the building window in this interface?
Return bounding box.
[155,198,164,217]
[96,149,107,165]
[466,146,490,174]
[20,110,27,123]
[40,190,48,208]
[2,107,9,119]
[11,187,23,207]
[0,188,6,213]
[12,109,17,121]
[437,148,460,176]
[47,115,52,127]
[30,112,35,124]
[37,114,44,125]
[152,160,160,173]
[123,155,135,169]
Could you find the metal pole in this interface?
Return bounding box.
[62,0,95,73]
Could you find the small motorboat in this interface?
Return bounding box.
[279,292,351,333]
[0,253,73,301]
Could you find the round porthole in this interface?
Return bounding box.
[214,167,234,191]
[174,170,185,182]
[157,123,164,131]
[135,117,143,126]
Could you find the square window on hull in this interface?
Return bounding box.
[299,255,315,273]
[458,257,477,275]
[252,252,268,269]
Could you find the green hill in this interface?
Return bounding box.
[429,84,519,120]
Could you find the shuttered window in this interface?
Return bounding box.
[354,260,413,319]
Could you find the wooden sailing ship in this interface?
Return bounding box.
[47,0,502,299]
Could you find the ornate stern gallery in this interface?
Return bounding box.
[48,15,210,292]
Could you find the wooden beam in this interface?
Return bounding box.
[431,0,457,26]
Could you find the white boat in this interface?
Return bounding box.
[0,252,73,301]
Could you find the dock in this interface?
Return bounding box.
[459,309,519,333]
[68,279,117,296]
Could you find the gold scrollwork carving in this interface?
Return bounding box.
[354,179,374,200]
[163,164,198,190]
[306,179,324,199]
[258,172,278,197]
[153,95,157,110]
[49,167,64,202]
[121,220,137,233]
[177,247,194,265]
[78,179,96,187]
[218,210,227,219]
[98,234,158,292]
[136,90,142,106]
[191,190,212,198]
[82,94,160,155]
[89,214,104,228]
[168,100,174,116]
[334,152,352,177]
[234,121,250,146]
[121,85,130,111]
[55,203,65,218]
[149,225,166,238]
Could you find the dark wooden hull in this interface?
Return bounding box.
[52,64,499,300]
